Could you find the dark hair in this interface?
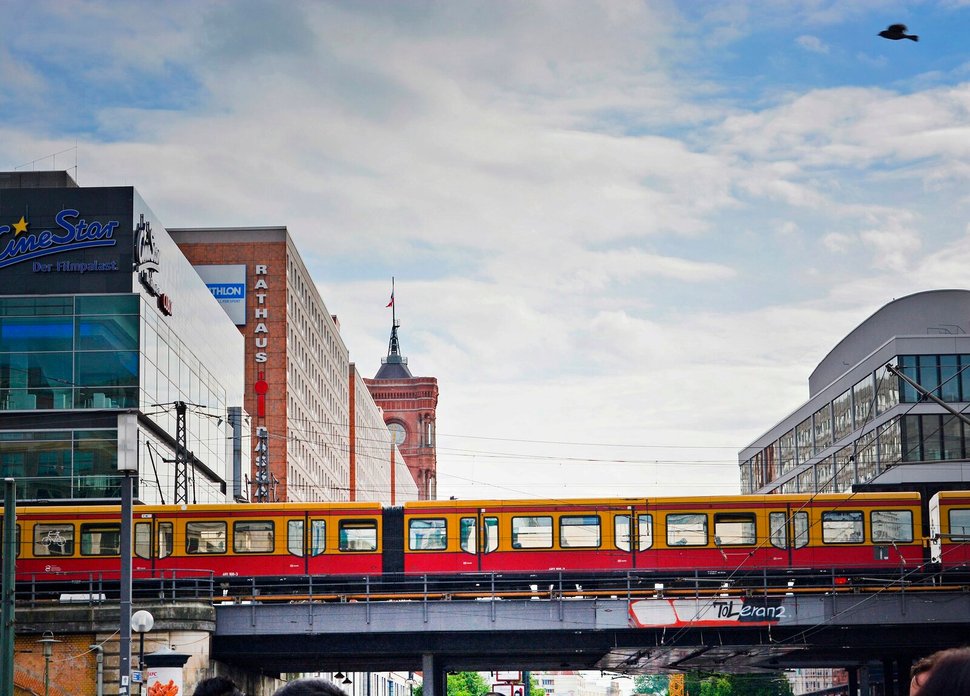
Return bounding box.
[193,676,245,696]
[913,647,970,696]
[273,679,350,696]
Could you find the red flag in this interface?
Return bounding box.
[386,292,394,308]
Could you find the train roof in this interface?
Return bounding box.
[4,501,383,516]
[402,491,924,510]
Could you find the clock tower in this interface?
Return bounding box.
[364,290,439,500]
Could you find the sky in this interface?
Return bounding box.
[1,1,969,501]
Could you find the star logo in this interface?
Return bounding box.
[12,216,28,235]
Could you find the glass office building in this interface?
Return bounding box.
[0,172,247,503]
[740,290,970,494]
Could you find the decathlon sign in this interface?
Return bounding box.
[196,264,247,325]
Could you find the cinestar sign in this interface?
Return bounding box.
[0,209,119,269]
[134,214,173,316]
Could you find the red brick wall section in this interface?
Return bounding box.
[14,633,96,696]
[176,240,290,501]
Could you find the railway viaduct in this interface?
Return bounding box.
[11,586,970,696]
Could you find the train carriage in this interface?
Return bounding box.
[2,502,384,590]
[400,492,925,580]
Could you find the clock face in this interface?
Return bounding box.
[388,422,407,445]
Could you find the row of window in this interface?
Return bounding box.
[19,518,380,558]
[6,507,924,560]
[744,354,970,494]
[410,510,914,552]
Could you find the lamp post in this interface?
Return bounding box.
[36,631,61,696]
[130,610,154,694]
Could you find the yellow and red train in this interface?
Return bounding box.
[2,491,969,593]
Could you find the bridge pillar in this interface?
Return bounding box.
[421,653,445,696]
[848,666,858,696]
[859,663,870,696]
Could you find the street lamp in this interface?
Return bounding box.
[36,631,61,696]
[130,610,155,693]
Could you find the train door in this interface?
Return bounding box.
[459,511,498,571]
[133,515,173,578]
[928,493,942,563]
[615,510,654,570]
[768,506,809,568]
[293,514,326,575]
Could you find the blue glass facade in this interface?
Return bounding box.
[0,177,247,503]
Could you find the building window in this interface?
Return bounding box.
[796,417,812,465]
[816,457,835,493]
[875,365,898,415]
[813,404,833,454]
[833,389,853,443]
[856,430,878,483]
[779,430,795,475]
[878,418,901,471]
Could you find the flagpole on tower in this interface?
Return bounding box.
[386,277,401,359]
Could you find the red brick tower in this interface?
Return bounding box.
[364,286,438,500]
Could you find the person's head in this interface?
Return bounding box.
[911,647,970,696]
[273,678,349,696]
[193,676,244,696]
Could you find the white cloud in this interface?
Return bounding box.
[796,35,830,54]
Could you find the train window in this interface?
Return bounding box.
[409,518,448,550]
[288,520,304,556]
[713,513,756,546]
[666,514,707,546]
[34,523,74,556]
[81,524,121,556]
[339,520,378,552]
[769,513,786,549]
[460,518,475,553]
[615,516,632,551]
[186,521,227,554]
[949,509,970,541]
[158,522,173,559]
[484,517,498,553]
[769,512,809,548]
[793,513,809,548]
[512,516,552,549]
[311,520,326,556]
[560,516,600,548]
[134,522,151,559]
[871,510,913,543]
[821,511,864,543]
[234,521,274,553]
[638,515,653,550]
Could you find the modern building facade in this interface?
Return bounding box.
[364,308,439,500]
[740,290,970,495]
[0,171,247,504]
[170,227,417,505]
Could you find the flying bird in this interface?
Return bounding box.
[879,24,918,42]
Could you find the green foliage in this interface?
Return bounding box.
[413,672,493,696]
[528,673,545,696]
[632,675,668,696]
[683,672,793,696]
